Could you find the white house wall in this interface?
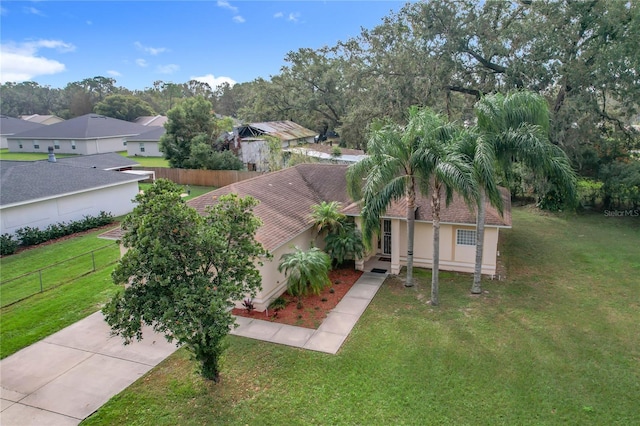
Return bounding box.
[126,141,162,157]
[7,137,129,154]
[0,182,140,235]
[0,136,8,149]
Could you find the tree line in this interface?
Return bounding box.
[2,0,638,208]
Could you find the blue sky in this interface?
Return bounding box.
[1,1,408,90]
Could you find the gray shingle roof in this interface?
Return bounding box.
[0,115,46,135]
[0,160,143,207]
[53,153,140,170]
[126,126,165,142]
[8,114,150,140]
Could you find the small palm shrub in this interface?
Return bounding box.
[324,221,365,266]
[278,246,331,308]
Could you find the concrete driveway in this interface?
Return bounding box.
[1,312,178,425]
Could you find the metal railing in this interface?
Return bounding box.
[0,243,120,308]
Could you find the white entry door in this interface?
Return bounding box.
[382,219,392,255]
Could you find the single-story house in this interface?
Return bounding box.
[125,126,166,157]
[0,115,46,149]
[0,154,146,236]
[6,114,151,155]
[102,163,510,310]
[231,121,317,171]
[20,114,65,125]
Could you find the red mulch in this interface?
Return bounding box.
[232,267,363,329]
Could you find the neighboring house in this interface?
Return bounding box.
[0,154,146,236]
[133,115,168,127]
[284,145,367,164]
[103,163,511,311]
[232,121,317,171]
[0,115,46,149]
[125,126,165,157]
[20,114,65,125]
[6,114,150,155]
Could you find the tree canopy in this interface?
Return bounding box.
[103,180,270,381]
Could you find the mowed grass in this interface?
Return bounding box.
[138,183,217,201]
[0,148,77,161]
[83,207,640,425]
[0,229,121,358]
[117,151,170,167]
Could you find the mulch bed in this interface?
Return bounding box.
[232,267,363,329]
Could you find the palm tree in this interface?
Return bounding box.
[410,109,477,305]
[310,201,345,237]
[466,91,577,294]
[324,222,365,267]
[278,246,331,308]
[348,107,477,300]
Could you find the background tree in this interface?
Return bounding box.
[160,96,233,169]
[94,94,155,121]
[278,247,331,309]
[103,181,269,382]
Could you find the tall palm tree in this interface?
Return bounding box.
[466,91,577,294]
[410,109,477,305]
[348,107,476,299]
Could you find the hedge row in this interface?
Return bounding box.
[0,211,114,256]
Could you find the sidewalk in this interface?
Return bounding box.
[0,271,386,425]
[231,271,386,354]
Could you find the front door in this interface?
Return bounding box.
[382,219,392,255]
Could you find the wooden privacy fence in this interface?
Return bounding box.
[137,167,262,187]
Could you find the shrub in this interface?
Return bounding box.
[268,297,288,311]
[1,234,19,256]
[13,212,115,249]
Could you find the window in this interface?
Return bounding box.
[54,140,60,149]
[139,143,145,153]
[247,163,256,171]
[123,141,127,146]
[33,141,40,149]
[18,141,23,149]
[71,141,76,150]
[456,229,476,246]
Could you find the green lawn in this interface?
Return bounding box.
[138,183,216,201]
[83,207,640,425]
[0,148,77,161]
[0,228,121,358]
[117,151,169,167]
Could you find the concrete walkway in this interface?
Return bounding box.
[231,271,386,353]
[0,271,386,425]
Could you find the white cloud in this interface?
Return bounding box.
[232,15,245,23]
[217,1,238,13]
[0,39,76,83]
[288,12,301,23]
[24,6,45,16]
[191,74,236,90]
[107,70,121,77]
[135,58,148,67]
[134,41,167,56]
[274,12,283,18]
[86,20,92,25]
[156,64,180,74]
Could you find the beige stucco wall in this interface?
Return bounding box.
[236,227,322,311]
[396,220,500,275]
